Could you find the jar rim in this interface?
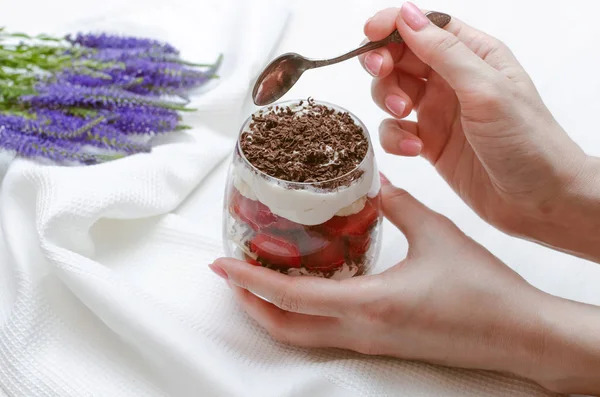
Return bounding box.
[236,99,373,188]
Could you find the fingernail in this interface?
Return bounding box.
[399,140,423,156]
[385,95,406,117]
[209,263,228,281]
[364,52,383,76]
[401,2,429,31]
[379,172,391,185]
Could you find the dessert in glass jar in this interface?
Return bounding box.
[222,99,382,279]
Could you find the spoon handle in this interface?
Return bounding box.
[313,11,451,69]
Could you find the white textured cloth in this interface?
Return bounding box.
[0,1,561,396]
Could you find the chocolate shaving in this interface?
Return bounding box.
[240,99,368,188]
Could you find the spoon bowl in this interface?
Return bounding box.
[252,53,313,106]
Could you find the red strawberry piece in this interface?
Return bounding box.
[271,216,304,232]
[229,189,257,228]
[295,231,331,256]
[230,189,277,230]
[255,201,277,228]
[347,235,371,261]
[250,233,301,268]
[243,254,262,267]
[302,238,346,271]
[322,198,379,237]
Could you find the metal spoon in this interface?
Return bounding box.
[252,11,451,106]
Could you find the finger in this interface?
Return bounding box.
[230,284,342,348]
[442,17,525,78]
[212,258,367,317]
[359,45,397,78]
[392,45,432,78]
[359,43,430,79]
[379,119,422,157]
[379,176,441,244]
[366,6,526,80]
[364,7,399,41]
[362,8,430,79]
[396,3,499,93]
[371,70,426,116]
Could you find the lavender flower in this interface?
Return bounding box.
[83,124,151,154]
[86,48,181,63]
[122,62,213,96]
[0,112,102,139]
[57,59,215,96]
[108,105,179,134]
[0,124,100,164]
[56,69,143,89]
[66,33,178,55]
[122,60,206,86]
[1,28,219,166]
[21,83,187,111]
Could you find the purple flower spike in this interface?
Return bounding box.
[0,112,100,139]
[58,60,213,96]
[56,70,141,89]
[109,105,179,134]
[83,123,151,154]
[0,125,99,164]
[89,48,181,63]
[124,59,211,89]
[66,33,178,55]
[21,83,185,111]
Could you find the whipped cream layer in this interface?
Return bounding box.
[233,155,380,226]
[234,99,380,226]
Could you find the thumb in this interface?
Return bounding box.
[379,173,444,247]
[396,3,498,93]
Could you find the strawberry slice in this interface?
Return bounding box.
[295,231,332,256]
[302,238,346,271]
[347,235,371,261]
[322,197,380,237]
[230,189,277,230]
[255,202,277,228]
[243,254,262,267]
[230,189,304,232]
[271,216,304,232]
[264,212,304,232]
[250,233,301,268]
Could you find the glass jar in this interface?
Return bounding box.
[222,100,382,279]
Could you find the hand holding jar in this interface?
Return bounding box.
[213,175,600,395]
[213,2,600,395]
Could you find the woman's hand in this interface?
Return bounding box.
[211,176,600,394]
[359,3,600,261]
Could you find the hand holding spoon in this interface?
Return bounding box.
[252,11,451,106]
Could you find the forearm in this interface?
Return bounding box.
[530,294,600,395]
[519,155,600,263]
[431,285,600,394]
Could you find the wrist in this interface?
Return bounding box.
[529,294,600,394]
[517,155,600,262]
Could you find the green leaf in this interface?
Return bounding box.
[10,32,31,39]
[65,108,100,118]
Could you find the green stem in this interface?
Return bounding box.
[71,116,106,138]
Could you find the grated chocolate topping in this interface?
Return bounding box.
[240,99,368,187]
